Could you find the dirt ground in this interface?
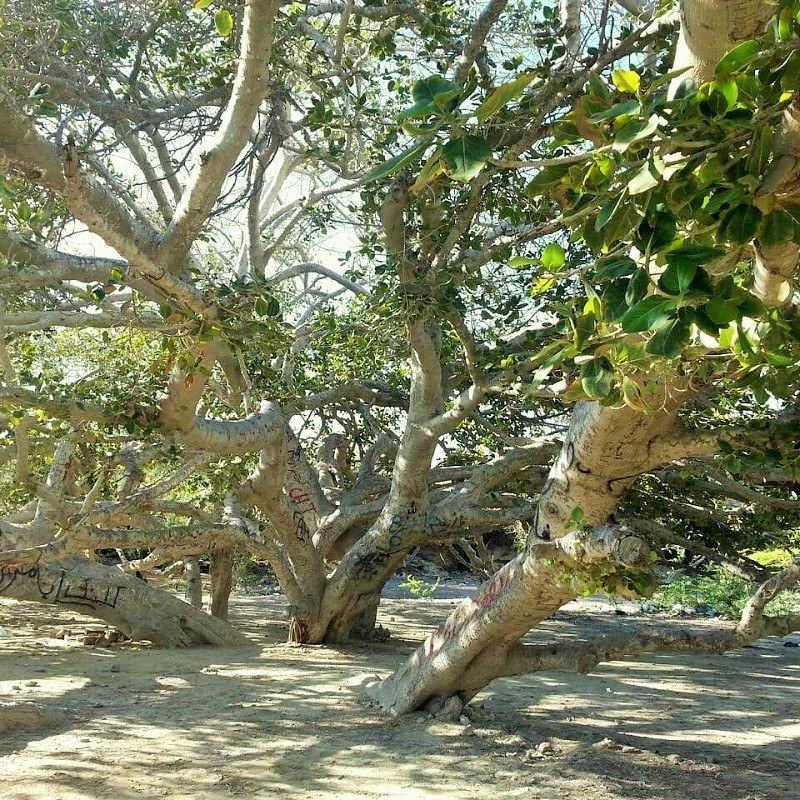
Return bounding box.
[1,589,798,800]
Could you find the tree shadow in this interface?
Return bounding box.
[0,593,798,800]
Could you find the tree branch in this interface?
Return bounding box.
[161,0,281,265]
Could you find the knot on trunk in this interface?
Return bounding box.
[556,525,650,567]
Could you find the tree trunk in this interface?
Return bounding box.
[185,556,203,609]
[210,547,234,619]
[333,593,380,642]
[370,0,777,715]
[371,400,678,714]
[0,556,246,646]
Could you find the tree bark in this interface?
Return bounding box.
[370,399,678,714]
[370,0,784,715]
[0,556,246,646]
[210,547,235,620]
[185,556,203,609]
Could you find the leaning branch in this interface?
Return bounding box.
[497,613,800,681]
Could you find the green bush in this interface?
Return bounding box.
[650,566,800,619]
[400,574,439,599]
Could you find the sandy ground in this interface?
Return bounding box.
[1,588,799,800]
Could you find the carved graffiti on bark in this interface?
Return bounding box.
[0,564,122,608]
[291,506,311,542]
[352,531,404,579]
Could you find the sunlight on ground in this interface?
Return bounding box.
[1,594,799,799]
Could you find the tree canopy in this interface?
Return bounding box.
[1,0,799,714]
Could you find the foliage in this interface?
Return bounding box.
[399,574,440,600]
[651,566,800,618]
[1,0,800,658]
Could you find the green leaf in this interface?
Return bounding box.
[509,256,537,267]
[412,76,459,110]
[776,7,793,40]
[194,0,213,7]
[658,260,697,296]
[717,205,763,245]
[541,242,566,270]
[604,201,642,245]
[635,211,677,253]
[410,150,444,194]
[659,248,723,296]
[364,143,428,183]
[570,506,587,525]
[646,316,691,357]
[441,135,492,182]
[611,69,641,94]
[587,72,611,101]
[397,100,440,121]
[764,350,796,367]
[621,296,677,333]
[15,201,32,222]
[715,40,760,75]
[588,99,640,123]
[36,99,59,117]
[476,73,536,122]
[214,9,234,36]
[625,266,649,307]
[747,126,774,174]
[627,163,659,195]
[646,65,692,93]
[738,295,764,317]
[695,306,723,336]
[596,194,625,232]
[525,164,569,195]
[704,298,739,325]
[109,267,125,282]
[709,77,738,111]
[532,276,555,294]
[604,280,630,322]
[759,209,795,247]
[703,297,741,325]
[581,357,614,399]
[665,245,725,268]
[596,255,637,280]
[254,294,280,317]
[705,186,747,215]
[612,115,659,152]
[689,266,715,298]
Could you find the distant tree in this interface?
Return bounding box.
[0,0,798,712]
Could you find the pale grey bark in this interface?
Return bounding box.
[370,526,651,714]
[559,0,582,63]
[0,556,245,646]
[162,0,281,265]
[371,0,790,714]
[185,557,203,609]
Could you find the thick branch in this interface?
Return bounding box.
[161,0,280,264]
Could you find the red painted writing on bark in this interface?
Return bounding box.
[424,564,516,655]
[288,486,317,514]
